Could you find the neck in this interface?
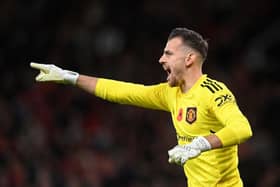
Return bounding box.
[180,69,203,93]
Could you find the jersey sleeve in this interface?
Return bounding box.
[210,85,253,147]
[95,78,172,112]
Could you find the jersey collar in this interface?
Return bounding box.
[181,74,207,95]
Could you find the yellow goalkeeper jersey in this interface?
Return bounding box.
[95,74,252,187]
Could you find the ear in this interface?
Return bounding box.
[185,52,194,67]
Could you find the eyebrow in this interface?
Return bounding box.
[164,50,173,55]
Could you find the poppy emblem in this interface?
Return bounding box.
[177,108,183,121]
[186,107,197,124]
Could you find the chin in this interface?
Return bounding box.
[167,81,177,87]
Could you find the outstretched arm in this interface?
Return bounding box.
[30,62,171,111]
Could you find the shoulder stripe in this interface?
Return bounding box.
[200,78,223,93]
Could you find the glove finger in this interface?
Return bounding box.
[169,158,178,164]
[30,62,50,73]
[168,149,176,156]
[169,154,177,164]
[35,72,48,81]
[180,157,187,165]
[168,157,173,163]
[174,155,181,164]
[168,145,184,156]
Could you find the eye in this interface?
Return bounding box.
[164,50,172,56]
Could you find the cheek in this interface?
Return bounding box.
[173,63,185,74]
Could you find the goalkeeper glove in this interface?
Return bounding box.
[30,62,79,85]
[168,136,211,166]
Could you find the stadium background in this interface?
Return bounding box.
[0,0,279,186]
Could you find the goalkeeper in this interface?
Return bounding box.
[30,27,252,187]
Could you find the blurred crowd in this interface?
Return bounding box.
[0,0,279,186]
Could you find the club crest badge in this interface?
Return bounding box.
[186,107,197,124]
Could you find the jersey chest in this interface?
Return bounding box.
[171,94,216,142]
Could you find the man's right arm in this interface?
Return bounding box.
[76,74,99,95]
[30,62,171,111]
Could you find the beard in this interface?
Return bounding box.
[167,74,179,87]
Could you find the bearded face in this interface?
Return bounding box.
[159,37,190,87]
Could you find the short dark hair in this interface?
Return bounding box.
[168,27,208,60]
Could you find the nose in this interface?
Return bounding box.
[159,55,165,65]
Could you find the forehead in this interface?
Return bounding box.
[165,37,186,51]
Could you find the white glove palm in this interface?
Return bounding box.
[30,62,79,85]
[168,136,211,166]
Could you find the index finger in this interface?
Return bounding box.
[30,62,49,72]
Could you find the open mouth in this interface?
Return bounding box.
[166,67,171,74]
[164,67,171,81]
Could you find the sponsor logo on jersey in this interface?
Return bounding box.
[177,134,196,142]
[215,94,233,107]
[186,107,197,124]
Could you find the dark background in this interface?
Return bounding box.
[0,0,279,186]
